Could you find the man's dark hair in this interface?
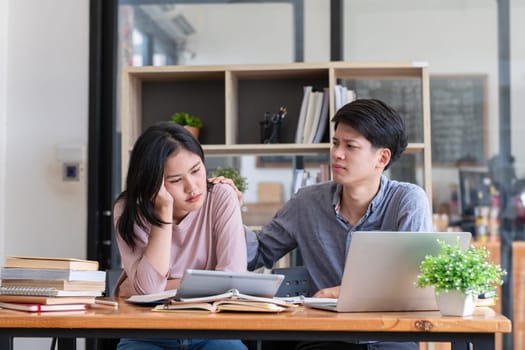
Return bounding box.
[331,98,408,170]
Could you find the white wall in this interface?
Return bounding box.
[0,0,8,261]
[3,0,89,261]
[180,3,294,65]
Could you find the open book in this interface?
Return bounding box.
[152,288,295,313]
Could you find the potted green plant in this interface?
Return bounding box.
[210,167,248,193]
[416,239,506,316]
[171,112,203,139]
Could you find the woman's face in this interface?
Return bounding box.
[163,148,207,222]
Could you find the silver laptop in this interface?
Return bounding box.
[305,231,472,312]
[177,269,285,299]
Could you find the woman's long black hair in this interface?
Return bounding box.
[116,122,205,250]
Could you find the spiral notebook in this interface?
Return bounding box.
[0,286,103,297]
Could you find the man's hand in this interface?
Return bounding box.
[208,176,243,206]
[313,286,340,299]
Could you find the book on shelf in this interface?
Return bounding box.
[347,89,357,105]
[334,84,344,111]
[318,164,329,182]
[305,90,325,144]
[334,85,357,112]
[0,301,87,313]
[301,91,323,144]
[4,256,99,271]
[0,267,106,282]
[0,286,103,297]
[312,87,330,143]
[0,279,106,291]
[0,294,96,305]
[292,168,305,194]
[294,86,313,144]
[152,288,295,313]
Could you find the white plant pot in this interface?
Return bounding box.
[435,290,477,316]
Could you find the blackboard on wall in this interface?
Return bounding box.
[345,75,488,165]
[429,75,487,165]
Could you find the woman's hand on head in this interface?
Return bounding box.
[313,286,340,299]
[154,180,174,219]
[208,176,243,206]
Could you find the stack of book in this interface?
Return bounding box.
[0,256,106,312]
[295,86,330,144]
[295,85,357,144]
[334,84,356,112]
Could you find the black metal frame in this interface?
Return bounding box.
[0,328,493,350]
[88,0,120,271]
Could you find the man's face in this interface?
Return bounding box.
[330,123,389,186]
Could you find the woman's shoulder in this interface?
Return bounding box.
[209,182,236,195]
[207,182,238,203]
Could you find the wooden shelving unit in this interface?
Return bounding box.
[120,61,432,204]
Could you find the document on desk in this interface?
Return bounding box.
[152,288,295,313]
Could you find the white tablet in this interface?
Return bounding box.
[177,269,285,299]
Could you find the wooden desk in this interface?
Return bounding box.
[0,301,511,350]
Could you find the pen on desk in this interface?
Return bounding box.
[92,299,119,309]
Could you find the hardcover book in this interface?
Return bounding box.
[4,256,99,271]
[0,267,106,282]
[0,301,87,313]
[0,294,95,305]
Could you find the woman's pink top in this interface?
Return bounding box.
[114,183,247,297]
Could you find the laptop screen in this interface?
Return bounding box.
[334,231,471,312]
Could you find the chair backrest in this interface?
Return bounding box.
[272,266,311,297]
[105,268,124,297]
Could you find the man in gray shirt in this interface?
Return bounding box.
[246,99,432,350]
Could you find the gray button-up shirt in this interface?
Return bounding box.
[246,175,432,293]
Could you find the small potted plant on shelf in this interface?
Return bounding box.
[171,112,203,139]
[210,167,248,193]
[416,239,506,316]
